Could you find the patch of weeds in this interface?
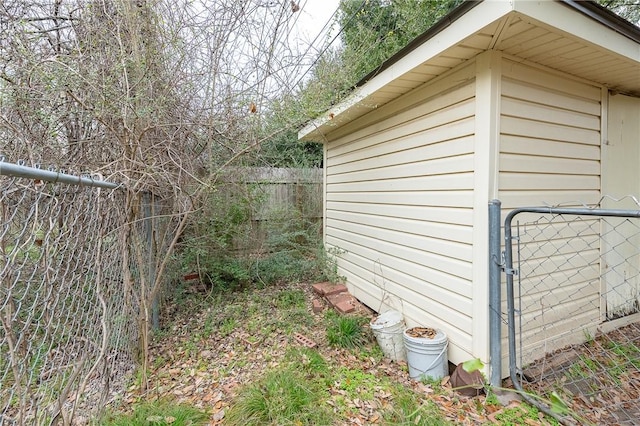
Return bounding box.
[284,347,328,376]
[282,308,314,330]
[246,317,262,334]
[484,391,500,406]
[421,375,446,390]
[357,344,385,363]
[607,364,626,385]
[325,314,371,349]
[245,299,261,317]
[220,317,238,337]
[182,339,198,358]
[151,327,170,341]
[385,383,448,426]
[96,398,208,426]
[335,367,377,400]
[203,311,217,337]
[256,321,278,338]
[583,329,595,344]
[329,366,449,425]
[274,289,306,309]
[607,340,640,367]
[152,355,167,371]
[566,355,600,380]
[580,356,601,372]
[223,299,247,318]
[492,401,558,426]
[225,368,334,426]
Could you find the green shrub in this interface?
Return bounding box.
[202,257,252,291]
[175,181,332,293]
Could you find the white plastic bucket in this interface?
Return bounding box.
[403,328,448,381]
[370,311,406,362]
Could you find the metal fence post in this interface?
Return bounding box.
[143,192,159,331]
[488,199,502,387]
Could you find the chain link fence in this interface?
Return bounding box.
[501,199,640,425]
[0,159,161,425]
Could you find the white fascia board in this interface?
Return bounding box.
[513,0,640,63]
[298,0,514,142]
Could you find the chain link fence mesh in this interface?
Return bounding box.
[0,165,158,425]
[504,200,640,425]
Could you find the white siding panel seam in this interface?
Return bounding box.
[328,99,476,160]
[501,54,604,99]
[335,251,474,312]
[326,67,476,146]
[502,97,600,130]
[326,227,473,281]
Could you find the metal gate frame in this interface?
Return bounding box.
[489,199,640,424]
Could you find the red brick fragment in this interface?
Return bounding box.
[294,333,317,348]
[324,284,347,296]
[335,300,356,314]
[326,292,357,313]
[326,292,350,305]
[312,282,330,295]
[312,299,324,313]
[312,281,347,296]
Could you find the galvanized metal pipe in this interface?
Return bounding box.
[488,199,502,387]
[0,160,120,189]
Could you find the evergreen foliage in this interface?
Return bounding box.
[338,0,463,85]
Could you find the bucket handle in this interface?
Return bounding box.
[415,343,448,378]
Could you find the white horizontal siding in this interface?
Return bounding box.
[499,61,602,208]
[328,154,474,183]
[501,135,600,160]
[329,80,476,155]
[498,59,602,367]
[328,173,475,192]
[325,204,472,227]
[327,222,473,280]
[326,191,474,208]
[501,116,600,146]
[329,130,475,174]
[324,64,477,361]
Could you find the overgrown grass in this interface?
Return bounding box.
[225,368,333,426]
[97,399,208,426]
[325,311,371,349]
[226,346,450,426]
[386,384,450,426]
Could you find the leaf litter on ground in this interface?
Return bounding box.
[118,282,515,425]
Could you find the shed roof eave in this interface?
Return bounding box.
[514,0,640,61]
[298,0,640,142]
[298,0,511,142]
[559,0,640,44]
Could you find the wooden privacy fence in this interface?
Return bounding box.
[218,167,323,253]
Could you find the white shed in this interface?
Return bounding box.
[299,0,640,375]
